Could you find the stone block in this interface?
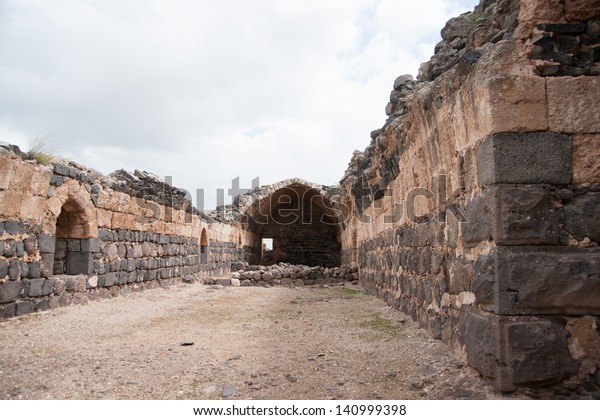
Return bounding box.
[102,272,116,287]
[0,281,21,303]
[216,278,231,287]
[573,134,600,184]
[52,278,65,294]
[38,234,56,254]
[459,306,578,391]
[0,260,8,279]
[492,185,559,245]
[3,303,16,317]
[0,190,24,218]
[281,278,294,287]
[461,195,492,247]
[485,76,548,133]
[23,236,37,255]
[66,252,93,275]
[8,260,21,281]
[80,238,101,253]
[93,261,106,275]
[3,240,16,257]
[27,261,41,279]
[132,244,143,258]
[87,276,98,288]
[15,301,35,316]
[548,76,600,134]
[518,0,564,22]
[564,0,600,21]
[28,278,45,297]
[476,132,572,186]
[561,193,600,242]
[20,261,28,278]
[8,161,33,192]
[472,246,600,315]
[67,240,81,252]
[15,241,24,257]
[36,299,50,312]
[30,169,51,196]
[448,258,473,295]
[40,254,54,278]
[42,279,54,295]
[0,157,14,190]
[4,220,23,234]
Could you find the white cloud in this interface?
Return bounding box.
[0,0,477,208]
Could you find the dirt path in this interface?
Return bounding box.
[0,282,516,400]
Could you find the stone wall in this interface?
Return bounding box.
[207,262,357,287]
[237,180,342,268]
[339,0,600,392]
[0,147,246,318]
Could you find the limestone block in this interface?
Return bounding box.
[459,306,578,391]
[564,0,600,21]
[548,76,600,134]
[0,157,15,190]
[8,160,34,192]
[19,195,47,221]
[572,134,600,184]
[518,0,564,23]
[97,208,112,228]
[485,76,548,133]
[111,212,135,230]
[476,132,572,185]
[0,190,25,218]
[30,168,51,196]
[473,246,600,315]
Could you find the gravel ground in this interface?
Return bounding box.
[1,282,527,400]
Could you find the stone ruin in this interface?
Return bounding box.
[1,0,599,394]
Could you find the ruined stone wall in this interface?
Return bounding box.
[209,262,357,287]
[339,0,600,392]
[0,148,246,317]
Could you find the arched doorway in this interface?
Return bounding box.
[245,182,341,267]
[200,228,209,264]
[53,198,97,275]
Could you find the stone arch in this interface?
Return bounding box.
[51,183,98,276]
[200,228,209,264]
[244,181,341,267]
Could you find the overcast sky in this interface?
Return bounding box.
[0,0,477,209]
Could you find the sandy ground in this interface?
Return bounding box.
[0,282,522,400]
